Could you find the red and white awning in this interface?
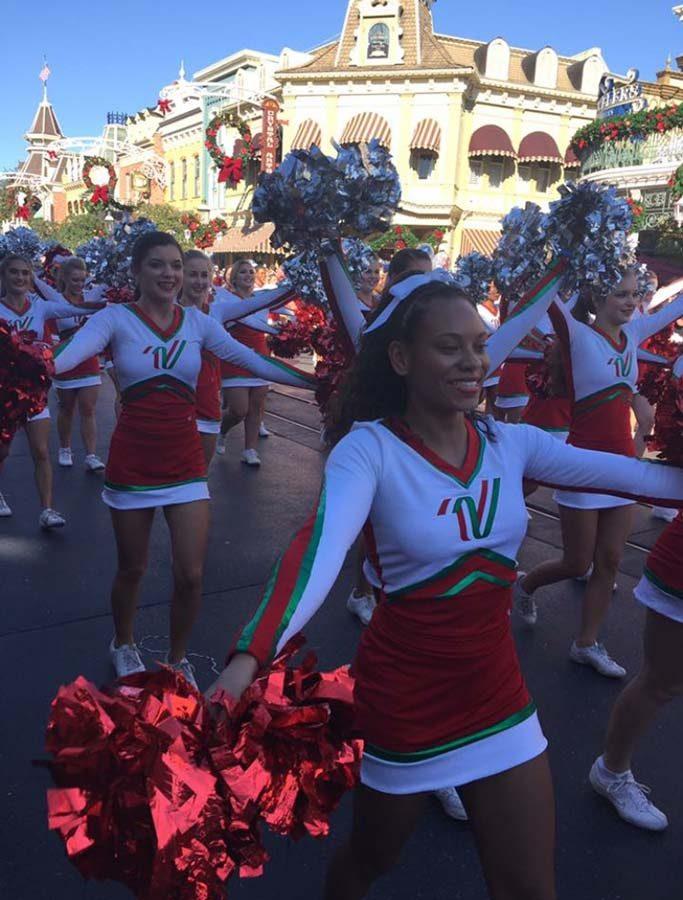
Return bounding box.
[290,119,322,151]
[340,111,391,149]
[564,146,581,169]
[518,132,563,164]
[468,125,517,159]
[410,118,441,154]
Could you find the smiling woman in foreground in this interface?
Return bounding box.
[209,274,683,900]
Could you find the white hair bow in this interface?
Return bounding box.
[364,269,457,334]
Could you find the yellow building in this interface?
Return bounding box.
[277,0,607,258]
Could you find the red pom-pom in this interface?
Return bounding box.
[44,639,361,898]
[0,319,54,445]
[104,286,135,304]
[647,368,683,465]
[267,302,326,359]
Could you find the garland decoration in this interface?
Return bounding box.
[626,197,647,232]
[181,212,228,250]
[205,111,256,187]
[369,225,444,253]
[571,102,683,159]
[82,156,118,209]
[668,164,683,202]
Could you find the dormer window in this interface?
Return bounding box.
[368,23,390,59]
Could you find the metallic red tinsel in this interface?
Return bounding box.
[44,637,362,899]
[0,319,54,445]
[647,368,683,466]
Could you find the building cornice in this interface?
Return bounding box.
[581,161,678,188]
[280,65,474,82]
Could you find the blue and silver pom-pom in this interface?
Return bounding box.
[334,140,401,237]
[492,203,548,300]
[0,227,45,266]
[282,250,328,308]
[452,252,494,305]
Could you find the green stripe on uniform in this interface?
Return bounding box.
[104,476,207,492]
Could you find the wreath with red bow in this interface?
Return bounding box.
[4,186,41,221]
[181,212,229,250]
[82,156,118,208]
[205,111,256,187]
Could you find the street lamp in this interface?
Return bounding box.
[104,211,114,235]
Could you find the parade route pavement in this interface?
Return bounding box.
[1,379,681,900]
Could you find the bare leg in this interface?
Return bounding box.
[109,507,156,646]
[459,753,556,900]
[163,500,210,663]
[220,387,249,436]
[603,610,683,773]
[200,433,217,466]
[25,418,54,509]
[577,505,634,647]
[244,386,268,451]
[77,384,100,455]
[56,389,77,450]
[324,785,428,900]
[521,506,597,595]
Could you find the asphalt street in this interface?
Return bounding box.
[1,379,681,900]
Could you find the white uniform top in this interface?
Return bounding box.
[0,293,94,337]
[33,277,107,335]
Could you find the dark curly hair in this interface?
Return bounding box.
[325,280,493,446]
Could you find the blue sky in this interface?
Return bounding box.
[2,0,682,169]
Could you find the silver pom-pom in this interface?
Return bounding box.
[492,203,548,300]
[333,140,401,237]
[546,181,633,293]
[76,218,157,289]
[0,227,45,266]
[452,252,494,305]
[283,250,327,307]
[341,238,376,291]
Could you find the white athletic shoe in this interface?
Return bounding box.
[0,493,12,517]
[84,453,105,472]
[258,423,271,438]
[570,642,626,678]
[346,589,376,626]
[241,449,261,466]
[589,757,668,831]
[58,447,73,467]
[215,435,227,456]
[167,655,198,689]
[512,573,537,627]
[109,639,146,678]
[652,506,677,523]
[39,508,66,530]
[434,787,469,822]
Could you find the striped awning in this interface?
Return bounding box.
[564,146,581,169]
[460,228,501,257]
[518,132,562,165]
[340,112,391,149]
[290,119,322,151]
[410,118,441,154]
[468,125,516,159]
[210,223,275,255]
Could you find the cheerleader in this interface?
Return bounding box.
[178,250,221,464]
[33,260,106,472]
[0,254,102,528]
[208,275,683,900]
[216,258,275,466]
[53,232,314,685]
[356,252,382,311]
[515,270,683,677]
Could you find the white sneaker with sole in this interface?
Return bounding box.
[167,656,198,689]
[58,448,73,467]
[84,453,105,472]
[39,508,66,530]
[346,589,376,626]
[109,639,146,678]
[652,506,677,523]
[258,423,271,438]
[570,642,626,678]
[241,449,261,466]
[0,493,12,517]
[512,573,537,626]
[215,435,227,456]
[589,757,668,831]
[434,787,468,822]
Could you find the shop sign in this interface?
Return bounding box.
[261,99,280,174]
[597,69,648,120]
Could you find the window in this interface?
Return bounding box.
[368,23,390,59]
[181,157,187,200]
[518,164,532,194]
[469,160,483,186]
[193,156,200,197]
[410,150,437,180]
[485,161,504,188]
[535,165,551,193]
[169,161,175,200]
[67,201,73,216]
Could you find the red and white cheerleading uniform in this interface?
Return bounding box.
[54,303,313,509]
[635,512,683,622]
[0,292,97,421]
[550,292,683,508]
[233,417,683,792]
[195,348,222,435]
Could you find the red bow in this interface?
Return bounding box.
[217,156,243,185]
[157,98,171,115]
[16,205,30,220]
[90,186,109,205]
[47,150,58,162]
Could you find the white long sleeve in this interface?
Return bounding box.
[211,285,296,324]
[630,293,683,344]
[319,247,367,352]
[53,308,115,373]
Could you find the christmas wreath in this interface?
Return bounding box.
[82,156,118,208]
[669,164,683,202]
[181,212,229,250]
[205,111,256,187]
[3,186,41,221]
